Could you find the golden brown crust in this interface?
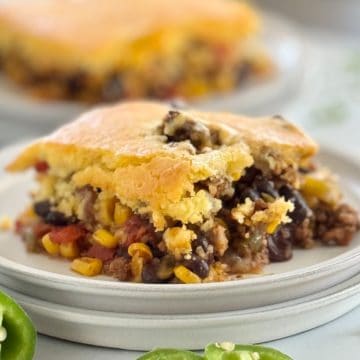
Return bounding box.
[7,101,315,172]
[7,101,317,172]
[202,112,318,171]
[0,0,259,72]
[7,101,317,228]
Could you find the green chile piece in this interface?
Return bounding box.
[0,291,36,360]
[137,348,203,360]
[205,343,293,360]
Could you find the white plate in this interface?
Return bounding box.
[0,12,304,127]
[1,273,359,351]
[0,143,359,315]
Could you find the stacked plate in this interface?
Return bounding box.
[0,144,359,351]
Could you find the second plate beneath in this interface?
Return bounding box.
[0,144,359,314]
[1,273,359,350]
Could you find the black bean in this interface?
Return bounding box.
[44,211,70,226]
[272,114,285,121]
[33,200,51,218]
[183,255,209,279]
[157,255,176,280]
[67,71,87,95]
[236,62,251,84]
[238,188,260,203]
[191,235,209,252]
[299,167,310,174]
[116,246,131,259]
[240,166,261,185]
[102,73,123,102]
[267,227,293,262]
[149,243,165,258]
[163,111,211,150]
[279,185,312,224]
[142,262,162,283]
[254,177,279,198]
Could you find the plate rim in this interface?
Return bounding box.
[1,272,359,324]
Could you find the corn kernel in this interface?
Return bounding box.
[41,234,60,256]
[128,243,153,262]
[96,194,116,226]
[93,229,117,248]
[301,175,341,205]
[157,255,176,280]
[131,254,144,282]
[174,265,201,284]
[0,216,12,231]
[114,203,131,225]
[163,227,196,259]
[266,222,278,235]
[71,257,103,277]
[60,242,79,259]
[24,206,37,220]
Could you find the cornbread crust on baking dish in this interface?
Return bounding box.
[0,0,272,102]
[8,102,359,283]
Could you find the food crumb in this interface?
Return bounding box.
[218,342,235,351]
[0,216,12,231]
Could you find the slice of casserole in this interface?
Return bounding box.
[0,0,272,102]
[7,102,359,283]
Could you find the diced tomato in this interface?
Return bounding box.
[33,222,53,238]
[34,161,49,173]
[213,43,230,64]
[121,215,156,247]
[15,219,24,234]
[49,224,86,244]
[83,243,116,262]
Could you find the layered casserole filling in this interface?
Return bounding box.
[13,108,360,283]
[0,37,271,102]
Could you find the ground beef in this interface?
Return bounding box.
[117,215,157,247]
[292,218,314,248]
[208,224,229,257]
[76,186,97,227]
[314,203,360,246]
[141,260,158,283]
[83,243,116,262]
[201,176,235,199]
[222,246,268,274]
[105,257,131,281]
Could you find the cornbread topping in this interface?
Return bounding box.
[8,101,360,283]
